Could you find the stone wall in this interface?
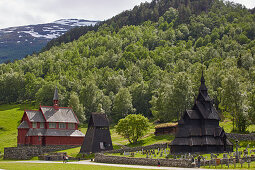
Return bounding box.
[4,145,78,160]
[226,133,255,141]
[94,153,193,168]
[104,143,168,154]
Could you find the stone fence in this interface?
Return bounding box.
[226,133,255,141]
[103,143,168,154]
[4,145,79,160]
[94,153,193,168]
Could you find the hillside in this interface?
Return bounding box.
[0,19,98,63]
[0,0,255,132]
[43,0,214,51]
[0,104,36,153]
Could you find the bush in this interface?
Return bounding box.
[115,114,150,144]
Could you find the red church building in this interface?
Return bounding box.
[17,87,85,146]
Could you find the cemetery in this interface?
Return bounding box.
[94,140,255,168]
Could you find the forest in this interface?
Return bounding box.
[0,0,255,133]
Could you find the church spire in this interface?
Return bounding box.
[53,86,59,109]
[199,70,207,90]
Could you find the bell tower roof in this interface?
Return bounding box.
[53,86,59,101]
[53,86,59,109]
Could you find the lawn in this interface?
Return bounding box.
[0,104,36,153]
[219,119,255,133]
[0,162,146,170]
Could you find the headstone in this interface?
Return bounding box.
[223,154,228,159]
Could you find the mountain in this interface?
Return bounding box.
[0,19,98,63]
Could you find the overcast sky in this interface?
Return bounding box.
[0,0,254,29]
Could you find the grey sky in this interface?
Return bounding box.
[0,0,254,29]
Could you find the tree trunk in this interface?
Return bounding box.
[232,116,234,131]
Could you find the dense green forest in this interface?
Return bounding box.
[1,0,255,133]
[42,0,215,51]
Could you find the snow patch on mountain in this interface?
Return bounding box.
[0,19,100,63]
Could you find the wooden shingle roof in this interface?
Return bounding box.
[18,121,29,129]
[26,129,85,137]
[25,110,45,122]
[91,113,109,127]
[40,106,79,123]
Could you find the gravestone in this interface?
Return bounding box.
[223,154,228,159]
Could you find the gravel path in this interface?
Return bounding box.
[1,160,215,170]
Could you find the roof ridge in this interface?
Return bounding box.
[25,109,40,112]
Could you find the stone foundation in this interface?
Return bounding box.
[4,145,79,160]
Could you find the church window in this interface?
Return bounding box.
[49,123,57,128]
[59,123,66,129]
[68,123,75,129]
[32,122,37,128]
[40,122,44,128]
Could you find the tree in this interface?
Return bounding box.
[80,82,102,120]
[163,7,179,24]
[219,72,246,132]
[112,88,135,122]
[171,72,193,120]
[130,82,151,117]
[36,83,56,106]
[69,91,85,122]
[115,114,149,144]
[248,88,255,125]
[150,72,193,122]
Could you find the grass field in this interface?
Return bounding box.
[0,104,37,153]
[0,162,146,170]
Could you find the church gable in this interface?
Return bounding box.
[25,110,45,122]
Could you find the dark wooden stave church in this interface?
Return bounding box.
[170,72,233,153]
[80,113,113,153]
